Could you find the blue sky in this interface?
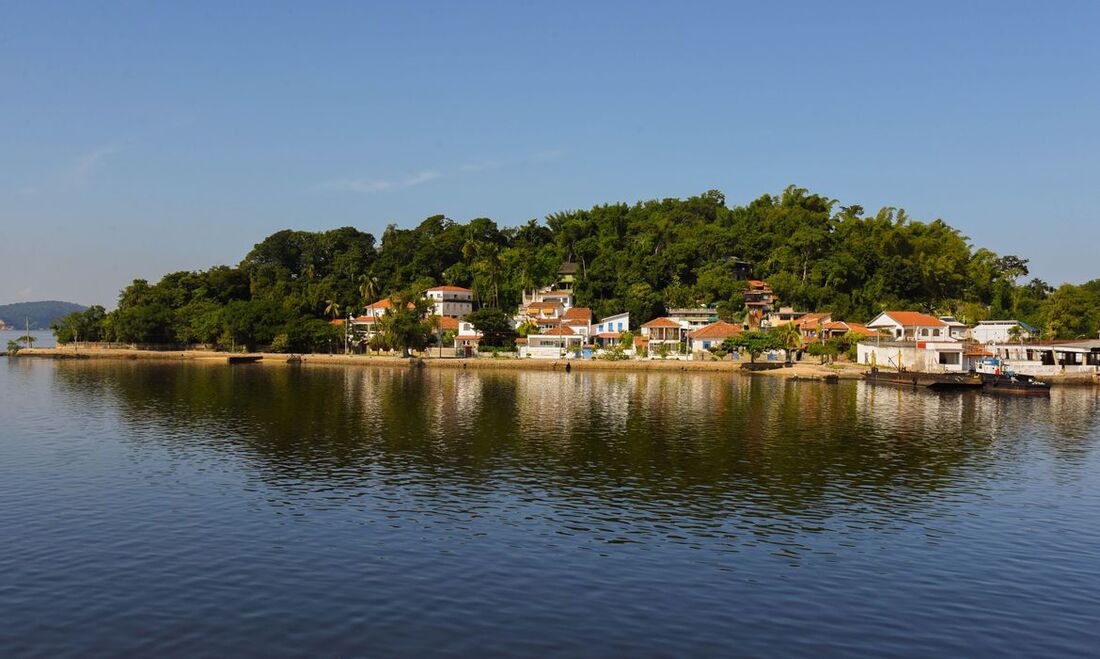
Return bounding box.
[2,1,1097,306]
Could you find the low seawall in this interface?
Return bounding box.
[13,346,868,380]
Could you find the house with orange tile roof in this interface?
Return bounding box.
[453,319,482,357]
[688,321,743,353]
[640,317,691,355]
[867,311,955,341]
[519,325,584,358]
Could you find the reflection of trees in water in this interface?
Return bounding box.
[49,362,1100,528]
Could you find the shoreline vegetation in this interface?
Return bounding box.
[12,346,1100,385]
[43,188,1100,357]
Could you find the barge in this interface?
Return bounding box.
[863,367,983,390]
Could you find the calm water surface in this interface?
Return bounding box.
[1,359,1099,657]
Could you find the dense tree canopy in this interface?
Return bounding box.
[54,186,1100,350]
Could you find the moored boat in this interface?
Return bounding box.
[980,372,1050,396]
[974,357,1051,396]
[863,367,983,389]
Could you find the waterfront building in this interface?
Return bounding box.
[453,320,481,357]
[856,340,973,372]
[519,326,584,358]
[986,340,1100,376]
[592,312,630,350]
[866,311,954,341]
[640,317,691,355]
[688,321,743,353]
[594,312,629,335]
[971,320,1037,344]
[426,286,474,318]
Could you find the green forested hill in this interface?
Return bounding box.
[51,186,1100,350]
[0,301,86,329]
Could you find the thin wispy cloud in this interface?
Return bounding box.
[321,169,441,194]
[65,144,122,185]
[320,149,565,195]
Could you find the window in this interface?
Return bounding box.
[938,352,960,365]
[932,329,940,337]
[921,328,929,336]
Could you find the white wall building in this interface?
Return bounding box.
[971,320,1037,344]
[857,341,973,372]
[426,286,474,318]
[987,340,1100,376]
[867,311,955,341]
[519,326,584,358]
[594,312,629,335]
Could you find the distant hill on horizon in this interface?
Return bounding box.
[0,301,87,330]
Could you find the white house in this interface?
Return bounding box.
[453,320,482,357]
[688,321,742,354]
[426,285,474,318]
[971,320,1037,344]
[857,340,976,372]
[640,317,691,355]
[867,311,954,341]
[594,312,629,335]
[938,316,970,340]
[519,326,584,358]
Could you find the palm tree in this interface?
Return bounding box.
[324,299,341,320]
[359,274,379,307]
[773,322,803,364]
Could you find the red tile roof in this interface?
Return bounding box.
[642,317,682,329]
[688,320,743,340]
[540,326,576,336]
[794,312,831,328]
[428,285,472,293]
[430,316,460,331]
[879,311,946,327]
[562,306,592,321]
[594,331,621,339]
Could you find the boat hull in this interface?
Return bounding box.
[863,369,983,390]
[980,374,1051,396]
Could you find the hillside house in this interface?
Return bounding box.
[866,311,954,341]
[426,286,474,318]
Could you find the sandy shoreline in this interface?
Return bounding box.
[11,346,870,380]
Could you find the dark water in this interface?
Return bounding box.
[2,360,1099,658]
